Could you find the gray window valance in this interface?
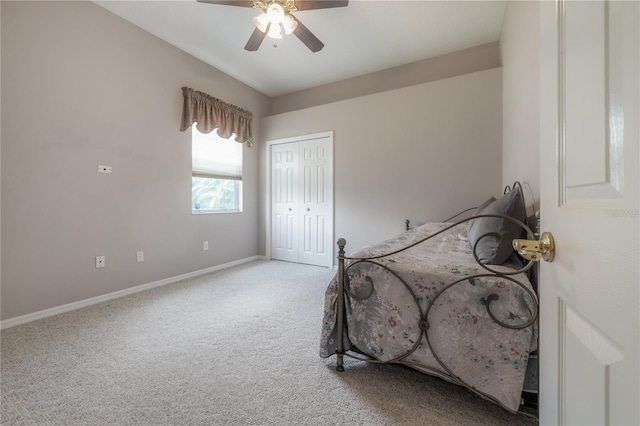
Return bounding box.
[180,87,253,145]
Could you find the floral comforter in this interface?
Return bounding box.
[320,222,538,413]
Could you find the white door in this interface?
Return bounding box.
[270,133,334,268]
[271,142,298,263]
[539,1,639,425]
[298,139,333,267]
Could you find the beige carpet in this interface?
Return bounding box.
[1,260,536,425]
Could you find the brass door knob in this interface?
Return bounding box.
[512,232,555,262]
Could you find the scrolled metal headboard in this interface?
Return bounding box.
[406,181,533,232]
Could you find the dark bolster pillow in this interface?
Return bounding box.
[467,188,526,265]
[466,196,496,234]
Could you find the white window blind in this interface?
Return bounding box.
[192,126,243,180]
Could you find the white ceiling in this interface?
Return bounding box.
[94,0,506,97]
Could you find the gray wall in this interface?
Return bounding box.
[260,68,504,255]
[1,1,508,322]
[270,42,502,115]
[1,1,270,320]
[501,1,540,208]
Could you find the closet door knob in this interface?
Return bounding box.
[288,208,292,211]
[306,208,311,212]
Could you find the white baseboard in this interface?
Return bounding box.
[1,255,268,330]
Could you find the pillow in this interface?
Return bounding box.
[467,188,526,265]
[466,196,496,235]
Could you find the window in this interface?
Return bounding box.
[192,126,243,213]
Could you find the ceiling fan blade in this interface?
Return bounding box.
[244,27,267,51]
[196,0,256,7]
[293,0,349,11]
[292,16,324,52]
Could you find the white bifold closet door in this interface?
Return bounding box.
[271,133,333,268]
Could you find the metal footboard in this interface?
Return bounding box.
[333,213,539,408]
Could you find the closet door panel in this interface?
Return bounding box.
[271,143,298,262]
[298,138,333,267]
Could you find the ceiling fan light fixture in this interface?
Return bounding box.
[252,12,269,33]
[266,2,285,24]
[266,22,283,39]
[197,0,350,52]
[281,14,297,35]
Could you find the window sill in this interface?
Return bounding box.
[192,209,242,215]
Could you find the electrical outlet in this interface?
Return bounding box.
[136,251,144,262]
[98,165,112,174]
[96,255,105,268]
[203,241,209,251]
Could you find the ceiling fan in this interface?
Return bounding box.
[197,0,349,52]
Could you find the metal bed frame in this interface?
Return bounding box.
[331,182,539,410]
